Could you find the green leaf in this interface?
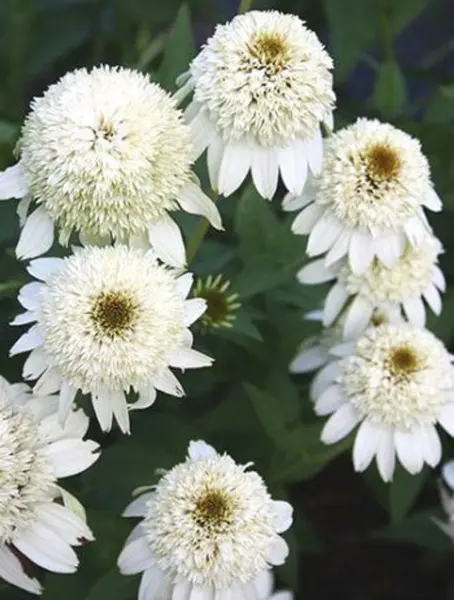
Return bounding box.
[85,570,138,600]
[373,60,406,118]
[323,0,380,81]
[426,85,454,124]
[157,4,195,92]
[389,465,428,523]
[373,510,453,551]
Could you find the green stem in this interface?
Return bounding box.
[238,0,254,14]
[379,3,394,64]
[186,193,219,264]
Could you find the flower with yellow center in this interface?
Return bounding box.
[0,65,222,267]
[118,440,293,599]
[298,234,445,339]
[290,119,442,274]
[176,10,335,200]
[10,246,213,434]
[312,323,454,481]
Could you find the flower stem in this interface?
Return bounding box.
[186,193,219,264]
[238,0,254,14]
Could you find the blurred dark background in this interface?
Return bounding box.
[0,1,454,598]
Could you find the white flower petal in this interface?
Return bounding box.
[123,492,154,518]
[305,129,323,176]
[111,390,130,434]
[168,348,213,370]
[291,203,324,235]
[324,228,351,266]
[374,232,405,268]
[297,259,335,284]
[176,273,194,299]
[271,500,293,533]
[27,257,63,282]
[289,347,326,374]
[423,187,442,212]
[0,162,28,199]
[139,566,172,600]
[118,536,155,575]
[395,429,424,474]
[33,367,61,395]
[282,191,310,212]
[43,438,100,478]
[315,384,346,416]
[321,403,359,444]
[278,139,307,196]
[433,266,446,292]
[423,283,442,315]
[188,440,217,460]
[10,326,44,356]
[251,146,279,200]
[207,136,225,191]
[419,424,442,467]
[376,426,396,482]
[183,298,207,326]
[92,390,114,432]
[18,281,43,311]
[323,283,349,326]
[0,545,42,595]
[16,206,54,260]
[58,381,77,425]
[178,181,223,230]
[17,195,32,226]
[36,502,93,545]
[148,215,186,269]
[252,570,273,598]
[402,295,426,327]
[188,110,217,159]
[130,386,157,411]
[343,296,374,340]
[13,521,78,574]
[442,460,454,490]
[173,580,193,600]
[310,361,340,401]
[265,537,289,566]
[353,420,382,472]
[438,403,454,437]
[348,230,374,274]
[306,213,343,257]
[10,311,37,326]
[153,368,185,397]
[217,141,251,197]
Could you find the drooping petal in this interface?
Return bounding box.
[348,230,374,274]
[168,348,213,370]
[438,403,454,436]
[178,181,223,230]
[27,257,63,282]
[183,298,206,326]
[394,429,424,474]
[111,390,130,434]
[418,424,442,467]
[123,492,154,518]
[0,162,28,199]
[0,545,42,595]
[305,129,323,176]
[353,420,382,472]
[10,326,44,356]
[289,347,326,374]
[271,500,293,533]
[376,426,395,482]
[315,384,346,416]
[323,283,349,326]
[92,390,114,432]
[265,537,289,566]
[139,566,172,600]
[117,536,155,575]
[291,203,324,235]
[251,146,279,200]
[297,259,335,284]
[153,368,185,397]
[176,273,194,299]
[306,213,343,257]
[36,502,93,545]
[278,139,307,196]
[321,403,359,444]
[130,385,157,411]
[148,215,186,269]
[343,296,374,340]
[207,136,225,192]
[402,295,426,327]
[42,438,100,478]
[217,142,251,197]
[16,207,54,260]
[13,521,79,574]
[423,283,442,315]
[423,187,442,212]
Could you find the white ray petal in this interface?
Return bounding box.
[16,207,54,260]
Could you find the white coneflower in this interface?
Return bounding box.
[312,324,454,481]
[298,235,445,339]
[118,440,293,599]
[291,119,442,274]
[192,274,241,329]
[0,376,99,595]
[10,246,213,434]
[176,10,335,200]
[0,65,222,266]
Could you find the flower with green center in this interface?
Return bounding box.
[193,274,241,330]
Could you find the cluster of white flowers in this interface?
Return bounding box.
[0,2,453,595]
[289,117,454,483]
